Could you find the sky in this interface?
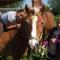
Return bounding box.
[42,0,48,5]
[24,0,48,7]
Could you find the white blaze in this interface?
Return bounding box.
[31,15,38,37]
[29,15,39,49]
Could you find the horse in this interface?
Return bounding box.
[25,4,55,40]
[24,0,55,58]
[0,14,31,60]
[25,4,44,41]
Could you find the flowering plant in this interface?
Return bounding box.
[30,41,48,60]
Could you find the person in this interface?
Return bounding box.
[0,9,26,32]
[47,17,60,60]
[47,35,56,60]
[54,18,60,60]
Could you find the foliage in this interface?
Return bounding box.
[0,0,25,8]
[6,1,24,8]
[45,5,51,11]
[48,0,60,15]
[54,14,60,22]
[29,42,48,60]
[0,0,25,12]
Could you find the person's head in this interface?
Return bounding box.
[17,9,27,17]
[16,9,27,23]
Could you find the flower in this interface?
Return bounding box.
[30,41,48,59]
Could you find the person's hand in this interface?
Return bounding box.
[51,38,56,43]
[16,24,21,28]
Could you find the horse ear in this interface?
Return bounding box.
[25,4,32,14]
[25,4,28,9]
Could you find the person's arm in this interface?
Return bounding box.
[6,24,21,30]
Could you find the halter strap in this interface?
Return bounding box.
[31,32,43,41]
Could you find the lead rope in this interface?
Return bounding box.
[38,15,46,41]
[39,32,43,41]
[38,14,46,44]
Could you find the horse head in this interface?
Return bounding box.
[25,5,44,41]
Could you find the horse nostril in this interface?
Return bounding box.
[41,22,43,25]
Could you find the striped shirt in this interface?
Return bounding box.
[1,11,16,25]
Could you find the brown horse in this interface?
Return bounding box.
[25,5,44,41]
[0,18,31,60]
[0,29,17,51]
[43,11,55,33]
[25,5,55,41]
[24,2,56,60]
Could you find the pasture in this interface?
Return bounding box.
[54,14,60,21]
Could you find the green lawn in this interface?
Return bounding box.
[54,14,60,22]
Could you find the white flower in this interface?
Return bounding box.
[42,51,44,56]
[39,49,41,52]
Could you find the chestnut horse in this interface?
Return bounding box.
[0,19,31,60]
[25,6,55,41]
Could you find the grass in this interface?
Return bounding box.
[23,56,29,60]
[54,14,60,26]
[54,14,60,22]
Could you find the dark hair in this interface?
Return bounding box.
[17,9,24,13]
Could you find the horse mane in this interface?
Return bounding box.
[43,11,55,30]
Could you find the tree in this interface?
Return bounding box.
[0,0,25,12]
[0,0,24,8]
[48,0,60,15]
